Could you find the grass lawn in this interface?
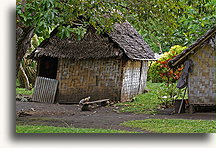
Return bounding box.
[16,87,34,96]
[16,125,136,133]
[121,119,216,133]
[117,82,163,114]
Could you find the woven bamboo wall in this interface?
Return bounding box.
[188,44,215,105]
[56,58,122,103]
[121,60,148,101]
[138,61,149,93]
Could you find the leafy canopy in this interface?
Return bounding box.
[16,0,216,52]
[15,0,182,38]
[136,0,216,52]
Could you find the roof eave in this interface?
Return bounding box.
[131,57,157,61]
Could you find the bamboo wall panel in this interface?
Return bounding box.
[32,76,58,103]
[138,61,149,93]
[56,58,122,103]
[121,60,148,101]
[188,44,215,105]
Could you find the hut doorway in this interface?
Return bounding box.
[38,56,58,79]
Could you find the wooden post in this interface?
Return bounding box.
[189,104,195,114]
[178,87,187,114]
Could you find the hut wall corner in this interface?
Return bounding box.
[120,60,148,101]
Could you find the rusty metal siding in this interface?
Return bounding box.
[32,77,58,103]
[56,58,122,103]
[188,44,216,105]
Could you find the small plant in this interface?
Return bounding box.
[156,83,175,107]
[156,83,187,108]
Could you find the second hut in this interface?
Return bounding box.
[168,26,215,113]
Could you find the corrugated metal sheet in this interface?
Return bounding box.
[32,77,58,103]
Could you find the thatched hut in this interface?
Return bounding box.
[168,26,215,112]
[30,22,155,103]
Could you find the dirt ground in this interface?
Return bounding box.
[16,101,216,133]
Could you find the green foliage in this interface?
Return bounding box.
[156,83,187,107]
[147,46,188,106]
[16,0,216,54]
[31,34,43,48]
[121,119,216,133]
[16,79,33,96]
[57,25,87,40]
[16,79,21,87]
[159,45,187,61]
[173,0,216,46]
[17,0,60,38]
[117,81,187,114]
[16,0,216,50]
[16,87,34,96]
[131,0,216,52]
[16,125,136,133]
[16,0,125,39]
[148,45,186,83]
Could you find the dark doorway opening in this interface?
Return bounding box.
[38,56,58,79]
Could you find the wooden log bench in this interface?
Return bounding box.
[81,99,110,111]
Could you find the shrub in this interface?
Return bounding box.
[148,45,187,83]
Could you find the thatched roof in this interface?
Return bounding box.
[168,26,215,68]
[30,22,155,61]
[108,22,154,60]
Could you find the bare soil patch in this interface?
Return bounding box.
[16,101,216,133]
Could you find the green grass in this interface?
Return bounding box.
[16,79,20,87]
[16,87,34,96]
[16,79,33,96]
[121,119,216,133]
[117,82,163,114]
[16,125,136,133]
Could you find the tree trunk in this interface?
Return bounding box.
[19,63,31,90]
[17,57,37,89]
[16,26,34,77]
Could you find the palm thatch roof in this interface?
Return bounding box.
[29,22,155,61]
[108,22,154,60]
[168,26,215,68]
